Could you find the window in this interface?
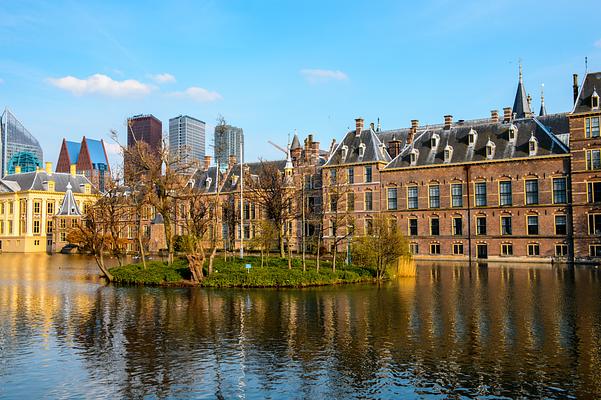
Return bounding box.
[468,129,477,146]
[528,243,540,256]
[9,202,13,214]
[330,169,337,185]
[364,191,373,211]
[529,137,538,156]
[452,217,463,236]
[453,243,464,255]
[555,244,568,257]
[8,221,13,234]
[365,166,372,183]
[410,150,419,165]
[585,117,600,138]
[555,215,567,235]
[587,149,601,170]
[475,182,487,207]
[444,146,453,163]
[590,245,601,257]
[408,218,418,236]
[588,214,601,235]
[348,167,354,184]
[593,91,600,109]
[501,243,513,256]
[60,219,66,229]
[0,221,3,234]
[47,220,53,234]
[553,178,567,204]
[486,140,496,159]
[33,201,41,214]
[430,243,441,255]
[365,219,373,235]
[451,184,463,207]
[429,185,440,208]
[330,195,337,212]
[33,220,40,234]
[387,188,398,210]
[347,193,355,211]
[499,181,512,206]
[410,243,419,254]
[508,124,517,141]
[527,215,539,235]
[430,217,440,236]
[407,186,418,209]
[525,179,539,205]
[501,216,512,235]
[476,216,487,235]
[588,182,601,203]
[431,134,439,148]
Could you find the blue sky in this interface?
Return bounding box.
[1,0,600,168]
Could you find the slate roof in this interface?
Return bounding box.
[290,134,301,150]
[385,117,569,170]
[513,70,532,118]
[191,160,288,193]
[1,170,94,193]
[572,72,601,114]
[56,182,81,216]
[324,128,391,167]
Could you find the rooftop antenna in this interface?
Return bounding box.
[585,56,588,73]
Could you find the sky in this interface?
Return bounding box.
[1,0,600,169]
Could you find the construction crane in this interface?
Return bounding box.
[268,140,288,155]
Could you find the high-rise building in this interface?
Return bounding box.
[169,115,205,169]
[56,137,111,192]
[0,109,43,177]
[126,114,162,175]
[214,124,244,168]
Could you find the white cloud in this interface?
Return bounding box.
[170,86,223,102]
[300,69,348,84]
[47,74,153,97]
[595,39,601,48]
[103,142,122,155]
[150,73,176,84]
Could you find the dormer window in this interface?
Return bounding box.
[410,149,419,166]
[444,145,453,163]
[529,134,538,156]
[358,142,366,158]
[593,88,600,110]
[468,129,477,147]
[431,133,440,148]
[205,177,212,189]
[486,139,496,159]
[508,123,517,142]
[341,145,348,160]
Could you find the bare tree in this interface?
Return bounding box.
[178,186,212,282]
[323,167,354,272]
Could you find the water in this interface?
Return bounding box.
[1,254,600,399]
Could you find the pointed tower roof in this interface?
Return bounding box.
[290,131,301,150]
[56,182,81,216]
[539,84,547,116]
[285,144,293,170]
[512,63,532,118]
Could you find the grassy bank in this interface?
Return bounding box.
[108,256,377,287]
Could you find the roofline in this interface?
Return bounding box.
[532,117,570,153]
[570,71,589,114]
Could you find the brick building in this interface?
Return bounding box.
[56,137,111,192]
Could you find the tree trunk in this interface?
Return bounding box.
[279,227,285,258]
[95,244,113,282]
[332,245,337,273]
[288,239,292,270]
[137,232,147,269]
[164,218,174,265]
[316,229,321,273]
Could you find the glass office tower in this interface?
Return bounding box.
[0,109,43,176]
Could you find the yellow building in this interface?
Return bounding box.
[0,162,97,253]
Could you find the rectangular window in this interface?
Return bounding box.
[408,218,418,236]
[588,214,601,235]
[525,179,539,205]
[451,184,463,207]
[347,193,355,211]
[347,167,354,184]
[587,149,601,170]
[452,217,462,236]
[555,215,567,235]
[430,243,441,255]
[501,243,513,256]
[330,196,337,212]
[410,243,419,255]
[330,169,337,185]
[501,216,512,235]
[61,232,66,242]
[430,218,440,236]
[364,191,373,211]
[553,178,567,204]
[407,186,418,209]
[8,221,13,234]
[590,245,601,257]
[453,243,464,255]
[475,182,487,207]
[476,216,487,235]
[429,185,440,208]
[365,166,372,183]
[528,243,540,256]
[585,117,600,138]
[0,202,4,214]
[555,244,568,257]
[588,182,601,203]
[9,202,13,214]
[527,216,539,235]
[387,188,398,210]
[0,221,3,234]
[47,220,53,234]
[33,220,40,234]
[499,181,512,206]
[33,201,41,214]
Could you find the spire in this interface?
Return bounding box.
[539,84,547,116]
[512,62,532,118]
[56,181,82,216]
[376,117,381,132]
[290,129,301,150]
[284,144,293,172]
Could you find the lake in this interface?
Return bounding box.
[1,254,600,398]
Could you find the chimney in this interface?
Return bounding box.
[503,107,512,123]
[203,155,211,171]
[70,164,76,176]
[45,162,52,174]
[14,166,21,174]
[228,154,237,167]
[355,118,364,137]
[491,110,499,123]
[407,119,418,145]
[573,73,579,104]
[444,115,453,130]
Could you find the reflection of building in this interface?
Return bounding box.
[0,109,43,177]
[0,162,96,253]
[169,115,205,170]
[214,124,243,169]
[56,137,111,192]
[52,181,82,252]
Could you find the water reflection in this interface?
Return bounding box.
[1,255,601,398]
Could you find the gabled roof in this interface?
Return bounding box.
[56,182,81,216]
[65,140,81,164]
[324,128,391,167]
[385,116,569,170]
[572,72,601,114]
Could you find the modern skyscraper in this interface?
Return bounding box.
[126,114,162,175]
[169,115,205,169]
[0,108,43,177]
[214,124,244,168]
